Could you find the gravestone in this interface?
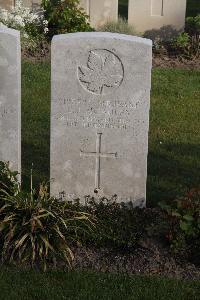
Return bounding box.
[128,0,187,34]
[51,32,152,207]
[22,0,42,10]
[79,0,118,28]
[0,26,21,176]
[0,0,41,10]
[0,0,14,10]
[79,0,89,15]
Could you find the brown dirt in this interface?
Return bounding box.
[22,42,50,63]
[22,45,200,70]
[153,54,200,70]
[71,241,200,281]
[70,208,200,281]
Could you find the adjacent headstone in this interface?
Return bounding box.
[79,0,89,15]
[22,0,42,10]
[0,0,14,10]
[0,0,41,10]
[0,26,21,176]
[51,32,152,207]
[22,0,33,8]
[79,0,118,28]
[128,0,187,34]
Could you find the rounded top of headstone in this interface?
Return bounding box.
[0,23,7,29]
[0,25,20,37]
[52,32,152,47]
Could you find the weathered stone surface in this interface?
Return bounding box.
[0,0,14,10]
[0,0,41,10]
[23,0,42,10]
[128,0,187,34]
[51,32,152,206]
[79,0,118,28]
[79,0,89,15]
[0,26,21,176]
[22,0,33,8]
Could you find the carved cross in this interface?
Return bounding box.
[80,133,117,190]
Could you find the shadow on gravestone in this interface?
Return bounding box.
[0,25,21,179]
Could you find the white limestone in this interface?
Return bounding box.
[79,0,118,28]
[128,0,187,34]
[0,26,21,175]
[51,32,152,206]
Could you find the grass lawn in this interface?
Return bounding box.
[148,67,200,206]
[22,62,50,190]
[0,268,199,300]
[21,62,200,206]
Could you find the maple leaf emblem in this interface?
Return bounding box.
[78,49,124,95]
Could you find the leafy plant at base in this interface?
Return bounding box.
[41,0,92,38]
[186,14,200,36]
[76,196,149,251]
[172,15,200,59]
[0,161,19,198]
[173,32,190,50]
[0,185,95,270]
[185,15,200,58]
[159,188,200,264]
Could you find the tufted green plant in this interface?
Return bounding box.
[0,161,20,198]
[0,186,95,270]
[77,196,150,251]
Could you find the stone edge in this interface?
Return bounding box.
[52,32,152,46]
[0,25,21,180]
[0,25,20,38]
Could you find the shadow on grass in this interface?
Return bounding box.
[21,61,50,191]
[21,140,50,191]
[147,142,200,207]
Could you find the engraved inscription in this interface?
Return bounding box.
[78,49,124,95]
[54,95,146,133]
[80,133,117,190]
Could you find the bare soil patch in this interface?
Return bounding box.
[72,242,200,281]
[153,55,200,70]
[22,44,200,70]
[22,42,50,63]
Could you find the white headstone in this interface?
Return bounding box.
[0,0,14,10]
[0,26,21,175]
[128,0,187,33]
[51,32,152,207]
[79,0,90,15]
[79,0,118,28]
